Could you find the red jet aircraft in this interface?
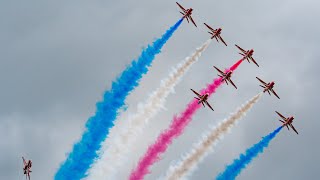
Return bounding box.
[235,44,259,67]
[256,77,280,99]
[176,2,197,27]
[214,66,237,89]
[204,23,227,46]
[276,111,298,134]
[22,157,32,180]
[191,89,214,111]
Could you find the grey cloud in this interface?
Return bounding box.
[0,0,318,179]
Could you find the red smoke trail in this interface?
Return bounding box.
[129,60,243,180]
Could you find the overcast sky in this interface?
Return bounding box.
[0,0,319,179]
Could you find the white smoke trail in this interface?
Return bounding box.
[86,39,212,180]
[164,93,262,180]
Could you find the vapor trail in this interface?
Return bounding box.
[165,93,262,180]
[129,59,243,180]
[216,126,283,180]
[54,19,183,180]
[86,39,212,179]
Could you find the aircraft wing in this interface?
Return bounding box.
[276,111,286,120]
[218,35,227,46]
[228,78,237,89]
[256,77,267,85]
[201,102,205,107]
[271,89,280,99]
[213,66,225,75]
[235,44,246,53]
[189,16,197,27]
[259,85,266,89]
[250,57,259,67]
[267,90,271,95]
[205,101,214,111]
[191,89,201,98]
[224,78,229,85]
[176,2,186,11]
[22,157,26,165]
[290,124,299,134]
[204,23,214,31]
[214,36,219,42]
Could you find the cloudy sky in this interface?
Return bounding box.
[0,0,319,179]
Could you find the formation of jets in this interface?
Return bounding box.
[20,3,299,178]
[22,157,32,180]
[178,2,298,135]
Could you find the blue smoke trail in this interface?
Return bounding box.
[55,18,183,180]
[216,126,283,180]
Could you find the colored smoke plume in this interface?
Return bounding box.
[165,93,262,180]
[216,126,283,180]
[129,59,243,180]
[55,19,183,180]
[87,39,211,179]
